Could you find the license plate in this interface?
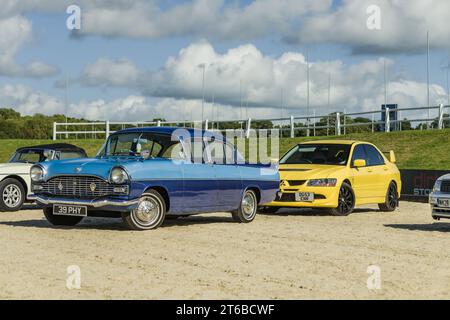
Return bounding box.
[295,192,314,202]
[53,205,87,217]
[438,199,450,208]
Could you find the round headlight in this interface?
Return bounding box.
[110,167,129,184]
[30,166,44,182]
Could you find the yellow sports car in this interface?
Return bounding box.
[262,140,401,216]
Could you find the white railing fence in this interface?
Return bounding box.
[53,104,449,140]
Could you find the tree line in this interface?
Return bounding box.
[0,108,448,139]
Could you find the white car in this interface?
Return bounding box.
[0,144,87,212]
[430,174,450,220]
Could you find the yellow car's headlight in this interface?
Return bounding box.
[307,178,337,187]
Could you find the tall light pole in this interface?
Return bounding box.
[65,74,69,139]
[306,49,310,136]
[384,58,388,107]
[211,93,215,123]
[240,79,243,120]
[447,63,450,106]
[427,31,431,122]
[201,64,206,125]
[327,72,331,111]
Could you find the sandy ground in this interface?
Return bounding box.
[1,201,450,300]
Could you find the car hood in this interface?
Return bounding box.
[39,157,172,181]
[279,164,346,181]
[439,174,450,181]
[0,162,32,174]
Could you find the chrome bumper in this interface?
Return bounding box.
[429,192,450,218]
[33,195,139,208]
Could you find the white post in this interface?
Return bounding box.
[372,114,375,133]
[290,115,295,138]
[327,116,329,136]
[313,110,316,136]
[53,122,57,141]
[105,121,110,138]
[336,112,341,136]
[385,107,390,133]
[157,120,161,127]
[438,104,444,129]
[246,118,252,139]
[343,109,346,135]
[205,119,209,131]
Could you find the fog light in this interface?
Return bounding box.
[33,185,44,191]
[113,186,129,194]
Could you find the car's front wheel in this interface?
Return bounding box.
[378,182,398,212]
[232,189,258,223]
[43,207,84,226]
[329,182,355,216]
[122,190,166,230]
[0,178,25,212]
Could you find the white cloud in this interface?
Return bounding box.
[0,83,282,122]
[2,0,449,54]
[0,84,62,116]
[0,15,58,78]
[80,0,331,40]
[132,42,448,114]
[294,0,450,53]
[1,1,450,53]
[80,58,139,87]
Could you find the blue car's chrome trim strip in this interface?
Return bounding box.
[42,174,110,182]
[135,178,279,182]
[34,195,139,208]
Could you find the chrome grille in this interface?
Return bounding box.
[40,176,121,198]
[441,180,450,193]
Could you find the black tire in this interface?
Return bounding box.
[0,178,25,212]
[43,207,84,226]
[378,182,398,212]
[165,215,180,220]
[232,189,258,223]
[122,190,166,230]
[258,206,280,214]
[329,182,355,216]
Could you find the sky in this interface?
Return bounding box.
[0,0,449,122]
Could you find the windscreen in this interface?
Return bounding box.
[280,144,351,166]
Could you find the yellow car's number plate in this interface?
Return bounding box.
[295,192,314,202]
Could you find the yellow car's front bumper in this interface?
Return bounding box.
[266,185,339,208]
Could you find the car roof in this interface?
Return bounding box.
[114,126,226,141]
[16,143,87,153]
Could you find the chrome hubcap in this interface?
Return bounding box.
[242,192,256,219]
[2,184,22,208]
[134,197,160,226]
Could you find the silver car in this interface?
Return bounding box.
[430,174,450,220]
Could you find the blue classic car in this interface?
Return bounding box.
[31,127,279,230]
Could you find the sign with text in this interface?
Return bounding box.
[400,169,450,201]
